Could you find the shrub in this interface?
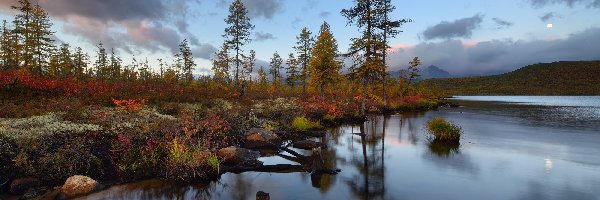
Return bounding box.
[291,116,321,132]
[205,154,220,173]
[426,117,462,143]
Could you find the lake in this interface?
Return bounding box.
[82,96,600,200]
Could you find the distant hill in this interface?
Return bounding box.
[423,61,600,95]
[391,65,452,80]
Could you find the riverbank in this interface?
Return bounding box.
[0,94,441,199]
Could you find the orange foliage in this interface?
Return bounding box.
[112,98,147,111]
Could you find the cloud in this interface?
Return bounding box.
[255,32,276,41]
[193,43,218,60]
[422,14,484,40]
[218,0,283,19]
[492,18,514,29]
[540,12,560,22]
[0,0,202,55]
[319,11,331,18]
[527,0,600,8]
[388,27,600,76]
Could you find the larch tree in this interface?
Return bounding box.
[269,52,283,88]
[72,47,89,78]
[257,65,268,90]
[12,0,54,74]
[212,43,230,85]
[175,39,196,84]
[293,27,314,95]
[223,0,254,89]
[94,43,108,79]
[0,20,17,70]
[241,49,256,94]
[342,0,386,115]
[57,43,73,78]
[309,22,341,101]
[109,48,122,80]
[286,53,299,87]
[403,57,421,96]
[374,0,411,104]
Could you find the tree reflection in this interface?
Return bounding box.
[346,116,386,200]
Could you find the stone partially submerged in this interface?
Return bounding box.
[56,175,104,200]
[217,146,262,165]
[244,128,282,149]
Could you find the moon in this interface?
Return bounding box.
[547,23,554,28]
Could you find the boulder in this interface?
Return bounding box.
[9,177,39,195]
[256,191,270,200]
[245,128,282,149]
[293,140,327,150]
[217,147,261,165]
[56,175,104,200]
[305,130,327,137]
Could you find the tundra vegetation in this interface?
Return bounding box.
[0,0,443,197]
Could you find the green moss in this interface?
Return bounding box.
[291,116,321,132]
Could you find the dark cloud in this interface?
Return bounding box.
[255,32,276,41]
[540,12,560,22]
[422,14,484,40]
[0,0,201,55]
[389,27,600,76]
[528,0,600,8]
[492,18,514,29]
[192,43,218,60]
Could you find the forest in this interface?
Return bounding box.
[0,0,442,198]
[424,61,600,96]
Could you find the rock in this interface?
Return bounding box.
[56,175,104,200]
[9,177,39,195]
[245,128,282,149]
[293,140,326,150]
[217,147,261,165]
[256,191,270,200]
[305,130,327,137]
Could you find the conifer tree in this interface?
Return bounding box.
[309,22,341,101]
[403,57,421,96]
[293,28,314,95]
[94,43,108,79]
[286,53,299,87]
[109,48,122,80]
[269,52,283,88]
[72,47,89,78]
[57,43,73,78]
[223,0,254,88]
[212,43,230,85]
[342,0,386,114]
[175,39,195,84]
[257,65,268,90]
[0,20,17,70]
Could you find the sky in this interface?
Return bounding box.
[0,0,599,76]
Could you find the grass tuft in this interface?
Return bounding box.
[426,117,462,143]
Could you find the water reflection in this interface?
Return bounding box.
[428,141,460,157]
[83,99,600,200]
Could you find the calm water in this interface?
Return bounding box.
[83,96,600,200]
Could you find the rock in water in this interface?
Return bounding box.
[57,175,104,200]
[217,146,262,165]
[245,128,282,149]
[256,191,270,200]
[293,140,327,150]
